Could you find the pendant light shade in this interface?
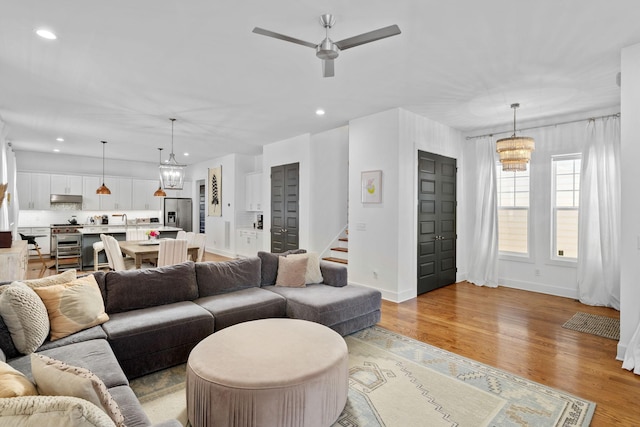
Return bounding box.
[159,118,186,190]
[496,103,535,172]
[96,141,111,195]
[154,148,167,197]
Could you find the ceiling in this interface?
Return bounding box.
[1,1,639,164]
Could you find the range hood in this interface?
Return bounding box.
[50,194,83,204]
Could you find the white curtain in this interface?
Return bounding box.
[466,137,499,288]
[576,117,621,309]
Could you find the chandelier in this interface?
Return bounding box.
[153,148,167,197]
[496,103,535,172]
[159,118,186,190]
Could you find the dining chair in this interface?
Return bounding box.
[191,233,207,262]
[126,229,147,241]
[100,234,136,271]
[185,231,196,244]
[157,239,188,267]
[176,230,187,241]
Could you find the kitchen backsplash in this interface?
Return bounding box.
[19,210,162,227]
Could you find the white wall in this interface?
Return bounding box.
[348,108,464,302]
[309,126,349,256]
[619,43,640,359]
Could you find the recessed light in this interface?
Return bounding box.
[184,152,189,156]
[36,29,57,40]
[56,137,64,142]
[316,109,325,116]
[53,148,60,153]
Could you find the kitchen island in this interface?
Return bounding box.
[79,226,183,269]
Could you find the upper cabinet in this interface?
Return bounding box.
[17,172,51,210]
[50,174,83,195]
[82,176,101,210]
[99,177,132,210]
[132,179,162,210]
[245,172,263,211]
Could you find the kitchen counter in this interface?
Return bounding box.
[78,226,182,234]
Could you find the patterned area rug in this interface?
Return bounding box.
[130,326,595,427]
[562,312,620,340]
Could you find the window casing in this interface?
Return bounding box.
[496,164,530,256]
[552,155,581,260]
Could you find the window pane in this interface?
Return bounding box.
[514,176,529,192]
[555,161,575,174]
[556,209,578,258]
[515,192,529,207]
[556,191,575,207]
[498,209,528,253]
[556,175,575,191]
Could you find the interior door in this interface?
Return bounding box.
[271,163,299,252]
[417,151,457,295]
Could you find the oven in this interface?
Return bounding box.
[50,224,83,257]
[54,232,83,272]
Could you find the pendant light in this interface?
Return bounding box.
[96,141,111,195]
[496,103,535,172]
[153,148,167,197]
[159,118,186,190]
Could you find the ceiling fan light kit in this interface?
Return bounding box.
[253,14,401,77]
[496,103,535,172]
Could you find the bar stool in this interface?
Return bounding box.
[93,241,110,271]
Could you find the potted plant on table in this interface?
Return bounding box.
[146,230,159,240]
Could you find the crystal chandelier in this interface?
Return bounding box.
[159,118,186,190]
[496,103,535,172]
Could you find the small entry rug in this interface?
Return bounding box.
[562,312,620,340]
[131,326,595,427]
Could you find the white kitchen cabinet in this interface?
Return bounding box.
[82,176,101,210]
[17,172,51,210]
[245,172,263,211]
[18,227,51,255]
[50,174,83,194]
[100,177,132,210]
[236,229,263,257]
[132,179,163,210]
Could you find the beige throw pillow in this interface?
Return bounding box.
[32,275,109,341]
[275,255,308,287]
[0,395,116,427]
[31,354,125,427]
[0,360,38,397]
[0,283,50,354]
[288,252,323,284]
[20,269,77,289]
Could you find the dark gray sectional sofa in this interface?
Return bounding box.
[0,255,381,427]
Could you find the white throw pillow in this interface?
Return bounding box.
[0,283,50,354]
[31,354,125,427]
[0,395,116,427]
[0,360,38,398]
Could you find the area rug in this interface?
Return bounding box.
[130,326,595,426]
[562,312,620,340]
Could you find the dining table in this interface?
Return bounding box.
[118,240,200,269]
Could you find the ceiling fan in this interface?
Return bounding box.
[252,14,401,78]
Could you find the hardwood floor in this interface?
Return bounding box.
[378,282,639,426]
[27,258,638,425]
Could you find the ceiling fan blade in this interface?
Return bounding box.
[252,27,317,49]
[334,24,401,50]
[322,59,335,78]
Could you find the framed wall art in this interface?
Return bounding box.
[361,170,382,203]
[208,166,222,217]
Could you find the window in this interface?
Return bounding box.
[552,155,581,260]
[496,164,530,255]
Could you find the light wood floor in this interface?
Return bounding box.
[27,258,638,425]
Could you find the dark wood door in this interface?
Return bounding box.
[271,163,299,252]
[417,151,457,295]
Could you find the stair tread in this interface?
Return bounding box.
[323,257,348,265]
[339,237,348,242]
[331,247,348,253]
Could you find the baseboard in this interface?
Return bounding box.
[348,280,415,303]
[498,278,579,300]
[206,247,236,259]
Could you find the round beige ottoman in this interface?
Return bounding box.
[186,318,348,427]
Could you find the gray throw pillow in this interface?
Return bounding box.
[257,249,307,286]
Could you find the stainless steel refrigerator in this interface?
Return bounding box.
[164,198,193,232]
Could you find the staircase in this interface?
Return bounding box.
[323,234,348,265]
